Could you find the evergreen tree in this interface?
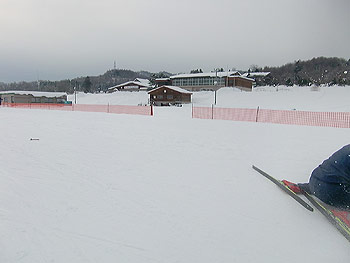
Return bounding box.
[82,76,92,93]
[190,69,203,74]
[286,78,293,86]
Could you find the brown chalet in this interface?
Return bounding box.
[148,86,192,106]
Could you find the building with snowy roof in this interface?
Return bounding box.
[156,71,254,92]
[242,72,272,86]
[148,86,192,106]
[154,78,171,87]
[108,78,152,92]
[0,91,69,104]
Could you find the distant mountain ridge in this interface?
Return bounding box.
[0,57,349,93]
[0,69,173,94]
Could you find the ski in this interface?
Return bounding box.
[252,165,314,212]
[303,192,350,242]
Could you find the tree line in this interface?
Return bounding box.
[0,69,159,94]
[255,57,350,86]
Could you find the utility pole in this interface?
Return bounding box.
[214,68,218,105]
[36,70,40,91]
[74,81,77,104]
[214,89,217,105]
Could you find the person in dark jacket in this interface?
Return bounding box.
[286,145,350,209]
[305,145,350,208]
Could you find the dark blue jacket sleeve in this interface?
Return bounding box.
[311,144,350,185]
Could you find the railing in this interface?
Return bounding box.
[2,103,153,116]
[192,105,350,128]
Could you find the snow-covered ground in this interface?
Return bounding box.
[2,86,350,262]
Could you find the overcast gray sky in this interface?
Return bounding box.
[0,0,349,82]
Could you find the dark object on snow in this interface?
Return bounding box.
[252,165,350,243]
[252,165,313,211]
[303,192,350,243]
[307,144,350,209]
[30,138,40,141]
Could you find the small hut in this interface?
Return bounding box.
[148,86,192,106]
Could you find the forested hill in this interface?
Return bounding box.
[260,57,350,86]
[0,57,349,93]
[0,69,171,94]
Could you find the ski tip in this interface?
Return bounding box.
[305,204,314,212]
[252,165,314,212]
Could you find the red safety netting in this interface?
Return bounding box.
[192,106,350,128]
[3,103,73,111]
[108,105,152,116]
[192,107,257,121]
[214,107,257,122]
[2,103,153,116]
[72,104,109,113]
[257,109,350,128]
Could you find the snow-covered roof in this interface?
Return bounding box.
[242,72,271,78]
[233,75,255,82]
[0,91,67,98]
[109,79,151,90]
[148,86,192,94]
[134,78,150,85]
[170,71,241,79]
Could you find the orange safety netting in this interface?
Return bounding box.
[2,103,153,116]
[192,106,350,128]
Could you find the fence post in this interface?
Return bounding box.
[211,104,214,120]
[192,103,194,119]
[256,106,260,122]
[107,103,110,113]
[150,104,153,116]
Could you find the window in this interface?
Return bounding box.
[167,95,173,100]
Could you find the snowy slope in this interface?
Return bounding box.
[1,86,350,262]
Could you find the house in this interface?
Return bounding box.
[242,72,272,86]
[148,86,192,106]
[154,78,171,87]
[108,78,152,92]
[0,91,69,104]
[156,71,254,92]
